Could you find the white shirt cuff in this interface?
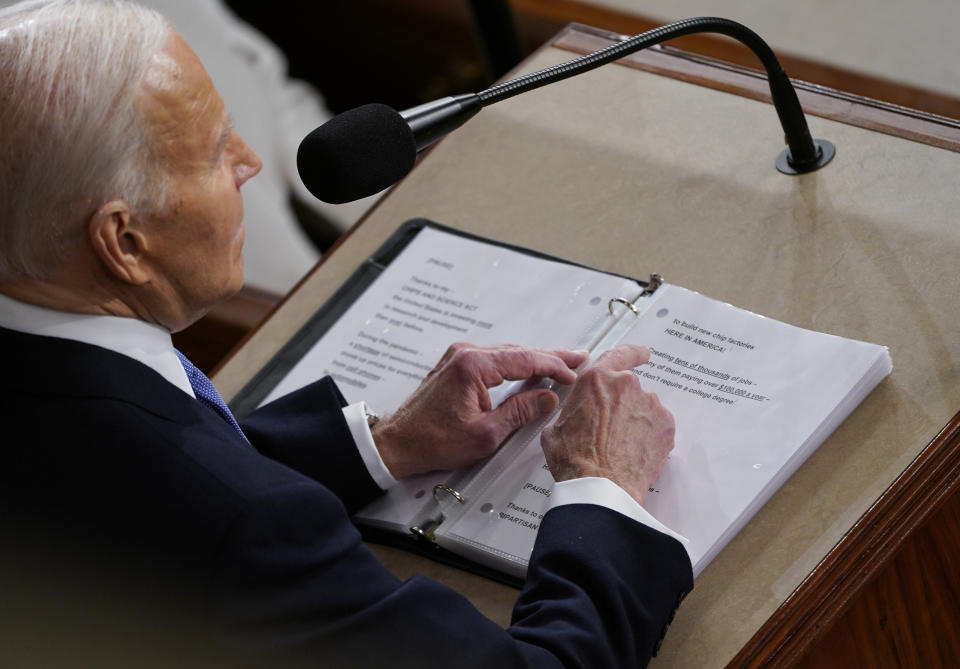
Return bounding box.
[547,477,690,551]
[342,402,396,491]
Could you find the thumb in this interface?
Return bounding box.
[488,389,559,441]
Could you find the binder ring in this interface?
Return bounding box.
[609,297,639,316]
[410,485,466,542]
[642,273,664,296]
[433,484,465,505]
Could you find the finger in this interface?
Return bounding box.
[429,341,471,373]
[591,344,650,372]
[551,348,591,370]
[483,346,589,374]
[487,389,559,442]
[486,349,586,386]
[471,343,587,365]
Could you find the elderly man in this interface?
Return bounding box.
[0,1,692,667]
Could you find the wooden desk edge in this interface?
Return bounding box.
[553,24,960,153]
[729,411,960,666]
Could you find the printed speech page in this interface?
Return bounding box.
[436,284,890,575]
[262,226,642,529]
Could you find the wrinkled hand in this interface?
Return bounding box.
[373,343,589,479]
[540,344,675,504]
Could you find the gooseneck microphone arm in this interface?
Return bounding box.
[297,17,834,204]
[478,17,832,174]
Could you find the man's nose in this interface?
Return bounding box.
[235,137,263,187]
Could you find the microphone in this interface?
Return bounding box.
[298,17,834,204]
[297,94,481,204]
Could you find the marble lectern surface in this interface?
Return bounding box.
[216,25,960,667]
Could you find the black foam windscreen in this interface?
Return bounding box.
[296,103,418,204]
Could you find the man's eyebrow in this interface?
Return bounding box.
[213,115,235,160]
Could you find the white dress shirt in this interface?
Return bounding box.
[0,293,688,551]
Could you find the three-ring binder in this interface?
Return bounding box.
[410,274,664,544]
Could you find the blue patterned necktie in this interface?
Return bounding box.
[175,349,248,442]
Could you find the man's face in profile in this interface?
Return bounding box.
[134,33,262,323]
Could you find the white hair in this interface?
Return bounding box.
[0,0,172,280]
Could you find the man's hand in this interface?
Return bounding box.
[373,343,589,479]
[540,344,675,505]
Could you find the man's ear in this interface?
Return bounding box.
[88,200,151,285]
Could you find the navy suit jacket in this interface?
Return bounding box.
[1,326,692,668]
